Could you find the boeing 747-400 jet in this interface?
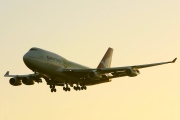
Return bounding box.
[4,47,177,92]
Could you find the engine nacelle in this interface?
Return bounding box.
[9,78,22,86]
[125,69,140,77]
[22,77,35,85]
[88,71,102,80]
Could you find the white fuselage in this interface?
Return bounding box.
[23,48,89,83]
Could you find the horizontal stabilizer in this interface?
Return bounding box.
[4,71,9,77]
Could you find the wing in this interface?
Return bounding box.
[4,71,64,86]
[59,58,177,78]
[99,58,177,73]
[4,71,44,85]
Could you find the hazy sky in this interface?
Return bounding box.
[0,0,180,120]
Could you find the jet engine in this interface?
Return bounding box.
[22,77,35,85]
[9,78,22,86]
[88,71,102,80]
[125,68,140,77]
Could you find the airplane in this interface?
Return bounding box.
[4,47,177,92]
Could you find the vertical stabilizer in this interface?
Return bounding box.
[97,47,113,68]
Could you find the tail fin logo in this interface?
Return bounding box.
[97,48,113,68]
[100,57,112,68]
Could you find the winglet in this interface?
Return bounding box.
[4,71,9,77]
[172,58,177,63]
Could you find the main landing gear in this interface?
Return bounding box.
[50,84,56,92]
[63,83,71,92]
[73,84,87,91]
[49,82,87,92]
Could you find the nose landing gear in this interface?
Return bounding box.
[50,84,57,92]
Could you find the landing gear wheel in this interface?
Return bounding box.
[51,89,54,92]
[63,87,70,92]
[50,88,57,92]
[73,86,77,91]
[54,89,57,92]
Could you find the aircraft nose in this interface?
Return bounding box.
[23,52,35,71]
[23,52,30,63]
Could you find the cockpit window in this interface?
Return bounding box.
[29,48,37,51]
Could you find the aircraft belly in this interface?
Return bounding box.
[54,72,78,82]
[85,79,111,86]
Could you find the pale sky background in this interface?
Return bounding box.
[0,0,180,120]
